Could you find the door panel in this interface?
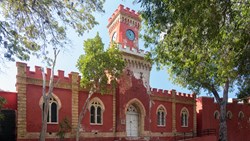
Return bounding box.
[126,113,138,137]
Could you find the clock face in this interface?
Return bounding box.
[126,29,135,41]
[112,32,117,41]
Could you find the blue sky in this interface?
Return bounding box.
[0,0,236,98]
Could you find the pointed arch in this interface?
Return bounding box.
[180,107,189,127]
[88,97,105,125]
[156,104,167,126]
[125,98,146,117]
[39,93,61,109]
[214,110,220,120]
[125,98,146,137]
[39,93,61,123]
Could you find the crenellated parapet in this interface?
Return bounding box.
[150,88,195,100]
[107,4,141,34]
[199,97,249,105]
[117,44,151,72]
[117,43,149,58]
[16,62,80,89]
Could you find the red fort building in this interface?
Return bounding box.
[0,5,250,141]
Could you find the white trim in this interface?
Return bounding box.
[89,97,105,125]
[39,94,61,124]
[156,105,166,127]
[227,111,232,119]
[180,107,189,127]
[238,111,244,120]
[214,110,220,120]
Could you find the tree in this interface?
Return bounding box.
[137,0,250,141]
[237,75,250,101]
[40,48,60,141]
[76,33,125,141]
[0,0,104,67]
[57,117,71,141]
[237,45,250,100]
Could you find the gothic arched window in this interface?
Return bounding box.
[227,111,232,120]
[40,94,61,124]
[89,98,105,125]
[157,105,166,126]
[181,107,189,127]
[214,110,220,120]
[42,97,59,123]
[238,111,244,120]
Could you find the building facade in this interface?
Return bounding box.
[0,5,198,141]
[3,4,250,141]
[197,97,250,141]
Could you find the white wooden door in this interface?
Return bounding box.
[126,105,139,137]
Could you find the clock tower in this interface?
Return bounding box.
[107,4,140,49]
[107,5,152,91]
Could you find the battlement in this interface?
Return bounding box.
[150,88,195,99]
[117,44,148,57]
[198,97,249,105]
[108,4,140,25]
[16,62,80,83]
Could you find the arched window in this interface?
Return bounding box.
[42,97,59,123]
[156,105,166,126]
[238,111,244,120]
[181,107,189,127]
[227,111,232,120]
[89,98,105,125]
[214,110,220,120]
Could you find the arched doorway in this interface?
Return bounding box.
[126,104,139,137]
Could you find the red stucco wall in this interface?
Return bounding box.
[0,91,17,110]
[197,97,250,141]
[26,84,72,132]
[151,101,172,132]
[79,92,114,132]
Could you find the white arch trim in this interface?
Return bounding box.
[180,107,189,117]
[125,98,146,117]
[39,93,62,109]
[156,104,167,115]
[88,97,105,111]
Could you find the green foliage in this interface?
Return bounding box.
[77,33,125,93]
[138,0,250,95]
[0,96,7,121]
[56,117,71,140]
[237,75,250,100]
[0,0,105,62]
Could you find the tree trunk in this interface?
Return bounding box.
[40,96,49,141]
[76,88,94,141]
[39,48,59,141]
[219,101,227,141]
[218,80,229,141]
[210,80,229,141]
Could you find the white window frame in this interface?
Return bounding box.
[156,105,166,127]
[227,111,232,120]
[47,97,58,124]
[39,94,61,124]
[88,97,105,125]
[214,110,220,120]
[238,111,244,120]
[180,107,189,127]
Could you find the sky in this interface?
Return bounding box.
[0,0,236,98]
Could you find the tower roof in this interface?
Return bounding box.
[107,4,141,28]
